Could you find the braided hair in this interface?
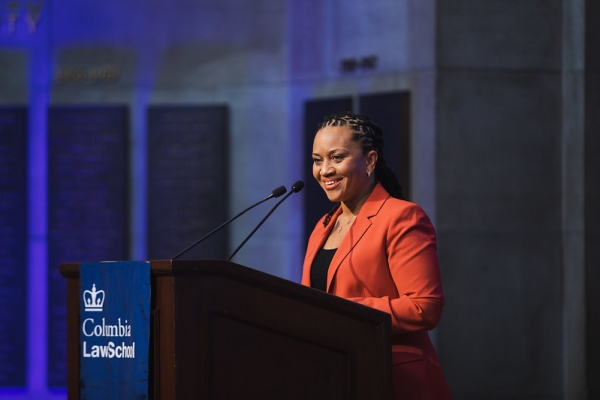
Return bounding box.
[317,111,404,227]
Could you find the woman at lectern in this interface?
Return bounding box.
[301,111,452,399]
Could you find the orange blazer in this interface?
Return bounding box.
[301,183,450,395]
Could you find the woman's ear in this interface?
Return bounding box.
[366,149,378,170]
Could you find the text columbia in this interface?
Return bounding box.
[81,317,135,359]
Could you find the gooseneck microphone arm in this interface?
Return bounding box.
[227,180,304,262]
[172,185,287,259]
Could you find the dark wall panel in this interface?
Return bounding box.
[359,91,411,200]
[147,106,229,260]
[0,107,28,387]
[47,106,129,388]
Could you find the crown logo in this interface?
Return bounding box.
[83,283,105,312]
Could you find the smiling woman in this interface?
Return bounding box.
[302,111,452,400]
[312,124,376,208]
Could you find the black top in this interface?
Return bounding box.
[310,248,337,291]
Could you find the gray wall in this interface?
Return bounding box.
[435,1,596,399]
[584,1,600,396]
[436,0,564,396]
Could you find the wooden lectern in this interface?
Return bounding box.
[60,260,392,399]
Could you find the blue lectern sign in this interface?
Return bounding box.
[80,261,150,399]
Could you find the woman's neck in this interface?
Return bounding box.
[340,182,376,217]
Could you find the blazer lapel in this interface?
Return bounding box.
[325,183,389,292]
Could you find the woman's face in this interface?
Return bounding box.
[312,125,376,207]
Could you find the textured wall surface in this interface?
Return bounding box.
[435,1,594,398]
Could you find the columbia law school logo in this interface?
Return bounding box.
[83,283,105,312]
[81,281,135,358]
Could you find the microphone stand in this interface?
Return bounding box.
[172,186,286,259]
[227,181,304,261]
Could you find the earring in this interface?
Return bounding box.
[366,170,371,177]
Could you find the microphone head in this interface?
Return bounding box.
[291,180,305,193]
[271,185,287,198]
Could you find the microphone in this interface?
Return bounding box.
[172,185,287,259]
[227,180,305,261]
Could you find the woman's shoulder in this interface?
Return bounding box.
[371,194,435,232]
[367,185,428,218]
[381,197,429,219]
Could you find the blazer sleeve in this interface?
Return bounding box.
[347,203,445,334]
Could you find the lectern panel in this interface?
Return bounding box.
[170,263,391,399]
[206,311,348,400]
[61,260,392,400]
